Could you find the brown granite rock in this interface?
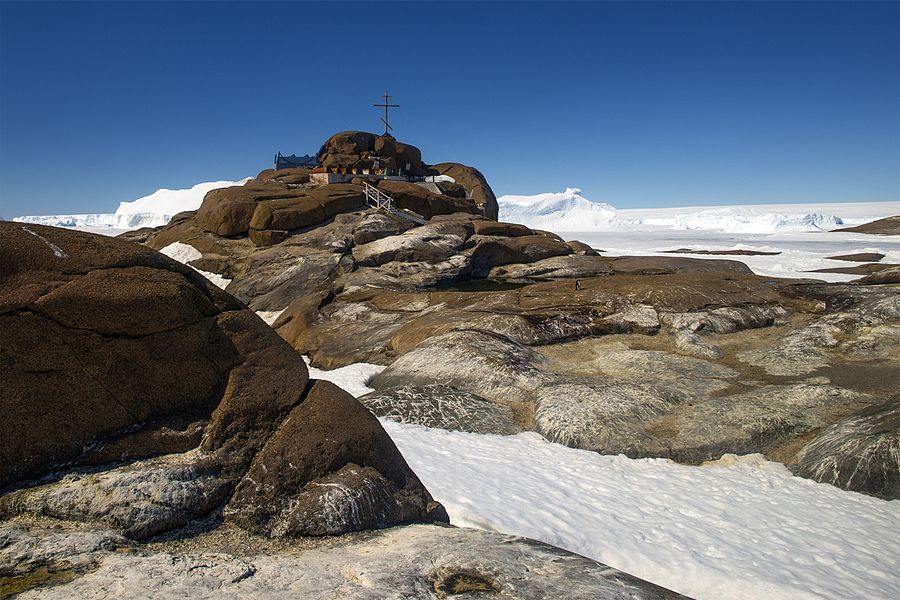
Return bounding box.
[429,162,499,219]
[225,380,447,536]
[469,234,573,273]
[1,223,446,541]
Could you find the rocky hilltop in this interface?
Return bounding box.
[1,222,682,597]
[127,132,900,504]
[3,131,897,596]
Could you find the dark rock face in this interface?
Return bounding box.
[430,162,499,220]
[0,222,445,541]
[810,263,898,275]
[226,381,444,536]
[793,397,900,500]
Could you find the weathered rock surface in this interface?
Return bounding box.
[3,523,684,599]
[852,265,900,285]
[429,162,499,220]
[376,180,481,220]
[793,397,900,500]
[809,263,898,275]
[226,381,445,537]
[359,385,522,435]
[352,215,474,267]
[0,223,444,542]
[469,234,573,273]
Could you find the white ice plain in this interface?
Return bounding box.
[307,359,900,600]
[499,189,900,282]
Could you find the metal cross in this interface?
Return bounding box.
[374,91,400,136]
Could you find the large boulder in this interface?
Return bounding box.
[317,131,426,176]
[195,181,301,237]
[468,234,573,273]
[0,222,444,539]
[430,162,499,220]
[352,215,475,267]
[376,179,481,219]
[226,380,446,536]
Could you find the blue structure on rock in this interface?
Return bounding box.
[274,152,318,170]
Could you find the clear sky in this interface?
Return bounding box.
[1,1,898,218]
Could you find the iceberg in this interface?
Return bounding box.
[13,178,249,232]
[498,188,618,231]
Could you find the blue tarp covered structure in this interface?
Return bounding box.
[274,152,318,170]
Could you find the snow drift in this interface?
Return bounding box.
[13,178,249,231]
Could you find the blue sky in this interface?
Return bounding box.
[1,1,898,217]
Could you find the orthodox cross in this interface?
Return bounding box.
[374,91,400,136]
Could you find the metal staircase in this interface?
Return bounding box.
[363,182,427,225]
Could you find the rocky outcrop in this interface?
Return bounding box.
[793,397,900,500]
[2,523,685,599]
[468,234,573,274]
[227,380,446,536]
[826,252,886,262]
[834,215,900,234]
[0,223,444,541]
[430,162,499,220]
[375,180,481,220]
[318,131,425,176]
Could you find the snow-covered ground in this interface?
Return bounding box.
[499,190,900,281]
[11,178,248,233]
[498,188,899,234]
[572,228,900,282]
[307,359,900,600]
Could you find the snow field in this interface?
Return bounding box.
[497,188,900,234]
[307,359,900,600]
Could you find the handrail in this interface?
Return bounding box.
[363,182,427,225]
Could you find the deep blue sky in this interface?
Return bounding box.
[1,1,898,217]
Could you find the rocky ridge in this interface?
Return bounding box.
[118,133,900,503]
[1,221,681,598]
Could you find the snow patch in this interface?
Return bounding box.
[302,356,385,399]
[159,242,231,290]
